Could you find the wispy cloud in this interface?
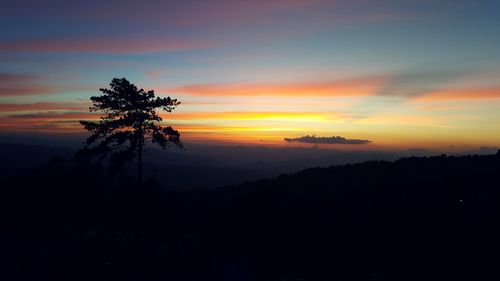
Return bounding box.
[6,111,97,120]
[0,86,63,97]
[376,71,464,98]
[162,111,334,122]
[0,73,39,82]
[0,72,93,96]
[417,105,465,111]
[29,0,402,30]
[0,102,88,112]
[284,135,371,144]
[0,112,94,133]
[166,76,386,97]
[0,37,208,54]
[0,73,57,96]
[414,87,500,102]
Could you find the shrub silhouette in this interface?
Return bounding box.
[78,78,182,184]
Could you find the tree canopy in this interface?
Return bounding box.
[78,78,182,182]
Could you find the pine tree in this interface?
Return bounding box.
[78,78,182,184]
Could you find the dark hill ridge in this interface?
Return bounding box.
[174,152,500,280]
[2,152,500,280]
[0,142,74,177]
[0,142,268,188]
[0,142,74,167]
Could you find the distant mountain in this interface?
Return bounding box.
[1,141,497,190]
[0,142,74,177]
[0,143,269,188]
[0,142,397,189]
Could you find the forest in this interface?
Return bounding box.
[1,151,499,280]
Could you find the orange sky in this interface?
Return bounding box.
[1,0,500,151]
[1,78,499,151]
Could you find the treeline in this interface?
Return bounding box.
[1,152,500,280]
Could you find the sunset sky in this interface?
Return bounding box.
[1,0,499,151]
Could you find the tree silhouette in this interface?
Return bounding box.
[78,78,182,184]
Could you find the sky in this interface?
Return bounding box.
[1,0,500,151]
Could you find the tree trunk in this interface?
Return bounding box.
[130,129,144,232]
[137,135,143,186]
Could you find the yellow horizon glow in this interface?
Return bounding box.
[1,80,499,151]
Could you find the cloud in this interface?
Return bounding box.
[0,86,62,97]
[376,71,464,98]
[0,37,208,54]
[284,135,371,144]
[161,111,331,121]
[0,102,88,112]
[145,70,168,78]
[413,87,500,102]
[0,119,82,133]
[417,105,464,111]
[4,0,399,30]
[375,70,500,102]
[0,73,39,82]
[0,73,57,96]
[0,110,100,133]
[6,111,97,120]
[165,76,386,97]
[0,116,84,133]
[0,72,93,96]
[355,115,451,128]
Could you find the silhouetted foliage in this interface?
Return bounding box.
[77,78,182,183]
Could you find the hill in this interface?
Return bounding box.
[0,142,74,177]
[0,142,268,189]
[172,152,500,280]
[2,151,500,280]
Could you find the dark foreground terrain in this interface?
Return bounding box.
[1,151,500,280]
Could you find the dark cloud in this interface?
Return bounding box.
[284,135,371,145]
